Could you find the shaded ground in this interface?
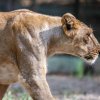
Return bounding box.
[5,75,100,100]
[47,75,100,100]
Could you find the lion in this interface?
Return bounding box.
[0,9,99,100]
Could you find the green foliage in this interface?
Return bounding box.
[3,89,32,100]
[75,60,83,78]
[48,55,84,77]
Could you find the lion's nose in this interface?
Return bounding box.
[97,44,100,54]
[94,44,100,54]
[98,45,100,53]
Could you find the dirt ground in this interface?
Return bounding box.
[47,75,100,100]
[7,75,100,100]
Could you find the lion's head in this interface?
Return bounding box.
[61,13,100,64]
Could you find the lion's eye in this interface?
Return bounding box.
[86,33,90,36]
[66,23,72,31]
[83,36,89,44]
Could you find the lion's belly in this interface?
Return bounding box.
[0,63,19,84]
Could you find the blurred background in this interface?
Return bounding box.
[0,0,100,100]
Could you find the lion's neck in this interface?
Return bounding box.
[40,25,66,56]
[40,16,74,56]
[39,16,73,56]
[40,26,62,42]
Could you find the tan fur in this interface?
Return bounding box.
[0,9,99,100]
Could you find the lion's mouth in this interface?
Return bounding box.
[83,55,98,64]
[84,55,93,60]
[85,44,100,64]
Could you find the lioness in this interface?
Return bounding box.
[0,9,99,100]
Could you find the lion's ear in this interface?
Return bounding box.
[61,13,77,38]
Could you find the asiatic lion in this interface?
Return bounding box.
[0,9,99,100]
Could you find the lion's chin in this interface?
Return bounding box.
[84,55,98,65]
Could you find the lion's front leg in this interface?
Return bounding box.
[18,57,54,100]
[18,70,54,100]
[16,41,54,100]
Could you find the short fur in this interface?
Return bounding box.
[0,9,99,100]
